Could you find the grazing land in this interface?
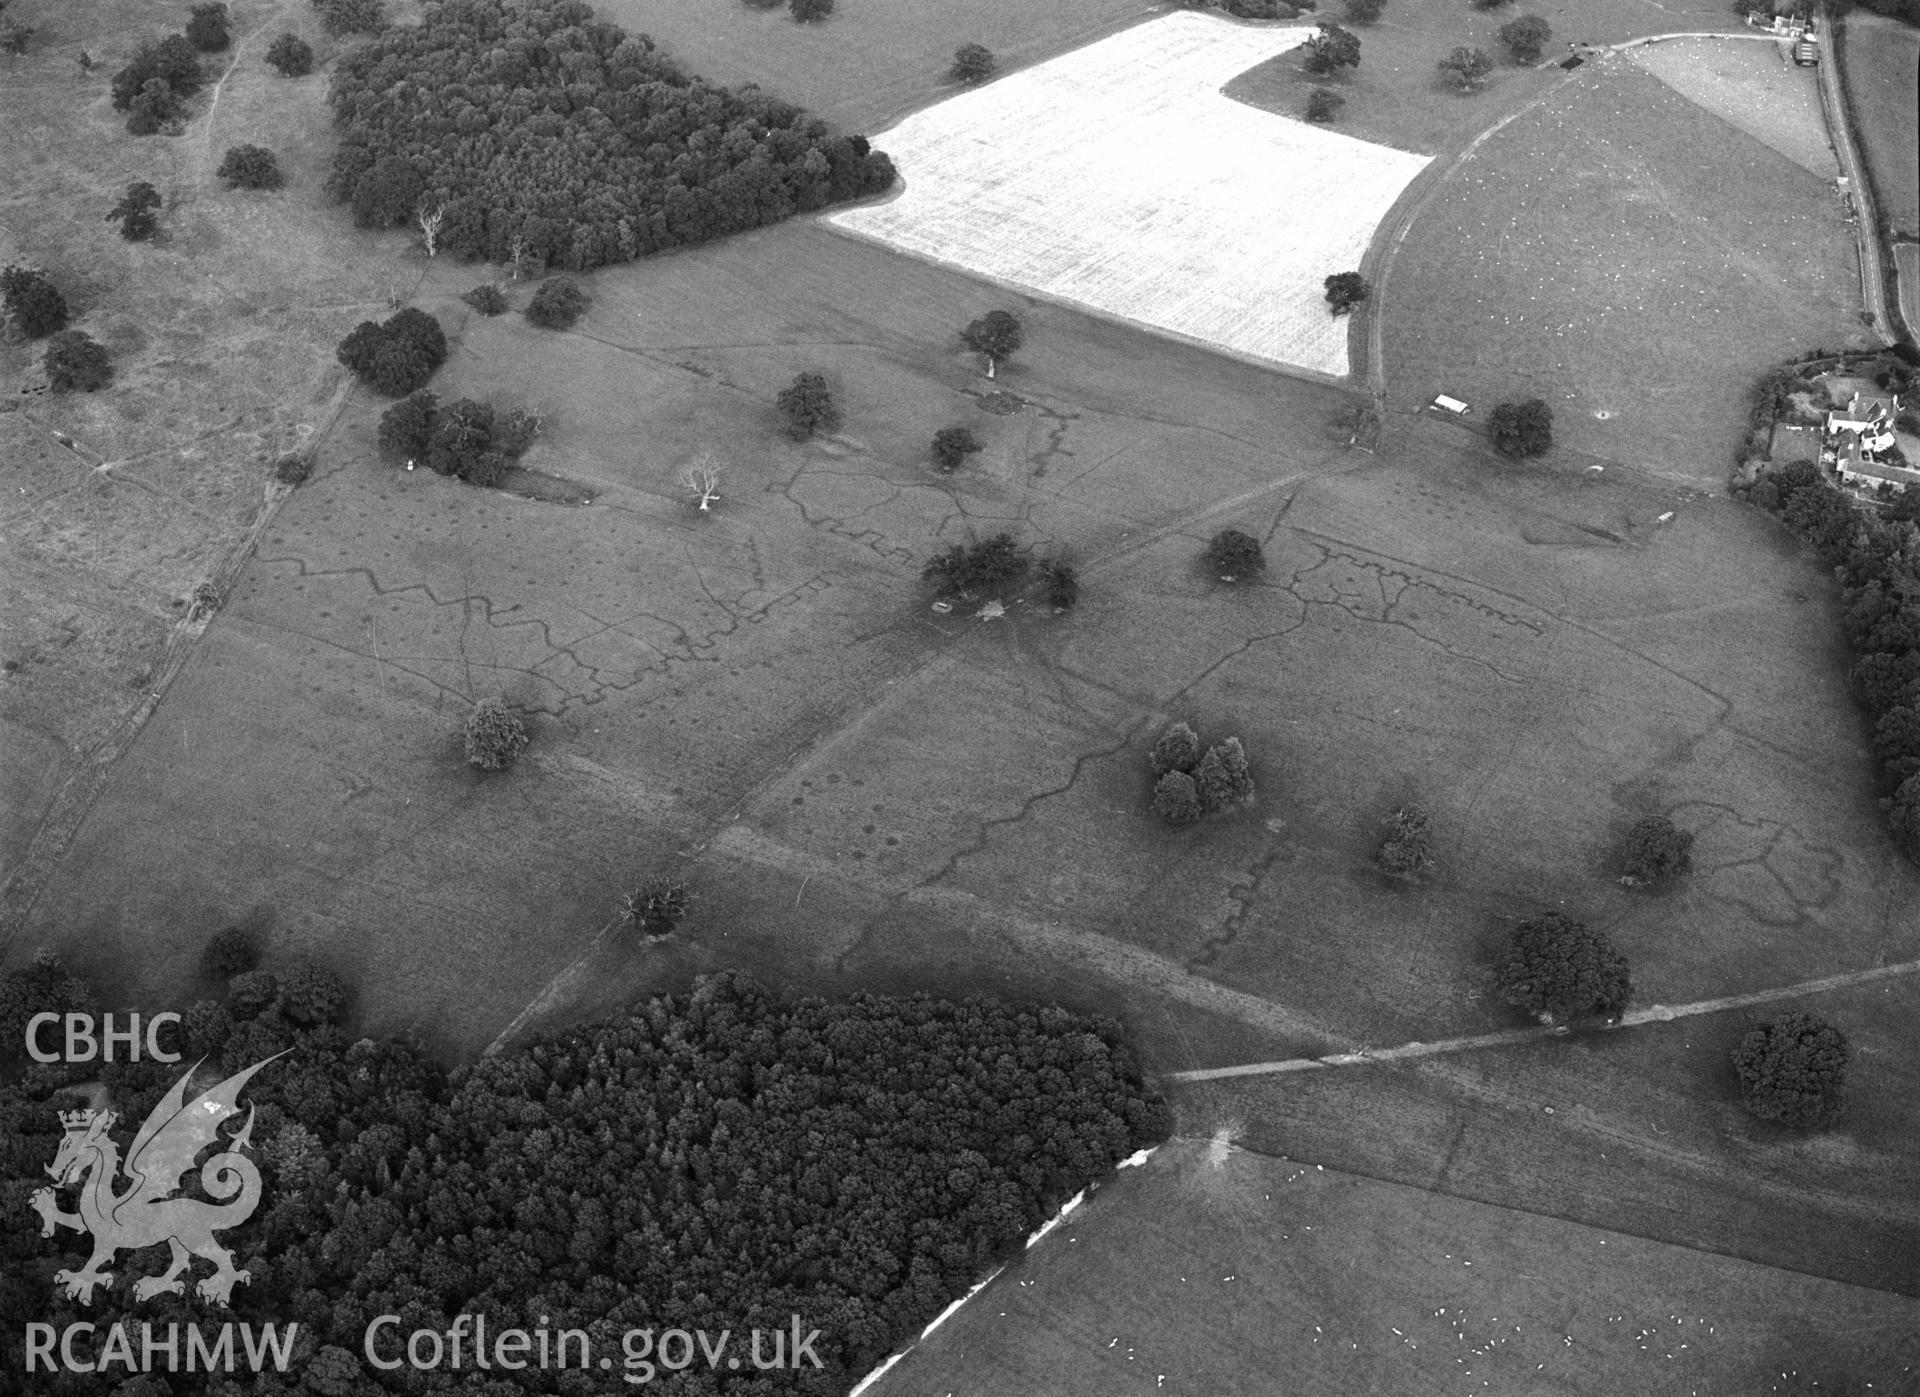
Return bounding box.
[867,1139,1920,1396]
[829,13,1430,379]
[1837,12,1920,239]
[1384,58,1867,489]
[1628,36,1836,178]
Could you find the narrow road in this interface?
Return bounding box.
[1170,956,1920,1082]
[1812,17,1896,343]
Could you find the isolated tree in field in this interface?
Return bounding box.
[1486,398,1553,456]
[1151,721,1202,776]
[1205,529,1266,582]
[932,426,984,472]
[3,265,68,339]
[525,276,589,329]
[1040,559,1080,610]
[1346,0,1386,23]
[336,307,447,396]
[1194,738,1255,812]
[464,697,528,770]
[1470,0,1511,10]
[217,144,284,190]
[107,181,164,240]
[962,310,1024,377]
[1497,913,1631,1025]
[777,372,841,440]
[680,452,723,511]
[462,283,508,316]
[624,877,691,938]
[790,0,833,21]
[350,155,424,228]
[0,16,31,55]
[950,43,996,83]
[1152,770,1204,824]
[378,390,437,461]
[922,532,1030,598]
[44,332,114,393]
[1301,23,1362,76]
[416,202,447,258]
[1305,87,1346,122]
[1619,814,1694,886]
[111,36,203,122]
[1438,46,1494,91]
[187,3,232,52]
[1732,1012,1852,1128]
[1377,804,1435,877]
[200,925,262,980]
[266,32,314,76]
[1498,14,1552,62]
[1324,271,1371,316]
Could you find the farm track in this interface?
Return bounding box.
[1817,16,1897,344]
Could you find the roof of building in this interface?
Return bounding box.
[1839,459,1920,486]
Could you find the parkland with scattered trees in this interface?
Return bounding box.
[106,182,164,240]
[217,145,285,190]
[110,34,205,134]
[1498,14,1552,63]
[1497,913,1631,1025]
[524,275,589,329]
[2,265,67,338]
[464,696,528,769]
[321,0,895,273]
[932,426,985,472]
[778,372,841,440]
[265,32,315,76]
[1148,721,1255,823]
[186,2,232,52]
[1619,814,1694,886]
[1438,46,1494,91]
[1732,1012,1852,1129]
[1486,397,1554,457]
[336,307,449,397]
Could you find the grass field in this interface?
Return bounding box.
[829,13,1429,379]
[1629,36,1836,178]
[1383,56,1868,488]
[866,1139,1920,1396]
[1837,12,1920,239]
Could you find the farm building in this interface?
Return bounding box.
[1825,388,1901,455]
[1834,442,1920,493]
[1430,394,1471,416]
[1793,37,1819,65]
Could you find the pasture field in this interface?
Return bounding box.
[1837,12,1920,239]
[828,13,1430,380]
[867,1139,1919,1397]
[1383,58,1868,489]
[1221,0,1742,158]
[1628,36,1836,178]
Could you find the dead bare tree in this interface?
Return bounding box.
[416,202,446,258]
[507,234,528,281]
[679,452,723,512]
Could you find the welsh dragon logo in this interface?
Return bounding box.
[29,1053,284,1307]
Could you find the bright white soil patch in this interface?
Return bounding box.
[827,12,1430,377]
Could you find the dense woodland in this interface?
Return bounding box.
[323,0,896,271]
[1,963,1167,1392]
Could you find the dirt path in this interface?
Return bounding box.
[1171,956,1920,1082]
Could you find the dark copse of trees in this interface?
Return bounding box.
[1497,913,1631,1025]
[1346,0,1386,23]
[932,425,984,471]
[525,275,589,329]
[106,181,164,240]
[951,42,996,83]
[790,0,833,20]
[266,32,315,76]
[0,952,93,1064]
[1377,804,1435,877]
[1438,45,1494,90]
[382,392,538,484]
[464,696,528,768]
[2,264,68,338]
[1302,24,1362,75]
[1148,720,1254,822]
[312,0,385,36]
[0,968,1167,1390]
[45,332,114,393]
[110,35,204,133]
[923,532,1030,598]
[1486,397,1553,456]
[186,2,232,52]
[462,281,509,314]
[1758,437,1920,862]
[1732,1012,1852,1128]
[1306,87,1346,122]
[1499,13,1552,61]
[200,926,265,979]
[1324,270,1370,316]
[217,144,285,190]
[1620,814,1694,885]
[322,0,895,272]
[1039,559,1080,610]
[0,16,32,57]
[335,306,448,396]
[1470,0,1511,10]
[1205,528,1266,581]
[349,154,424,228]
[624,876,690,938]
[778,371,841,440]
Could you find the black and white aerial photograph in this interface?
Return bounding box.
[3,0,1917,1390]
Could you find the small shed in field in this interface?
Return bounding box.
[1430,394,1471,416]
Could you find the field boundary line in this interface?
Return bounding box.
[1170,956,1920,1081]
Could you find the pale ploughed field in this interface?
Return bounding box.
[828,12,1430,379]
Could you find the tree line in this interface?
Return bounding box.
[321,0,896,272]
[1,953,1167,1391]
